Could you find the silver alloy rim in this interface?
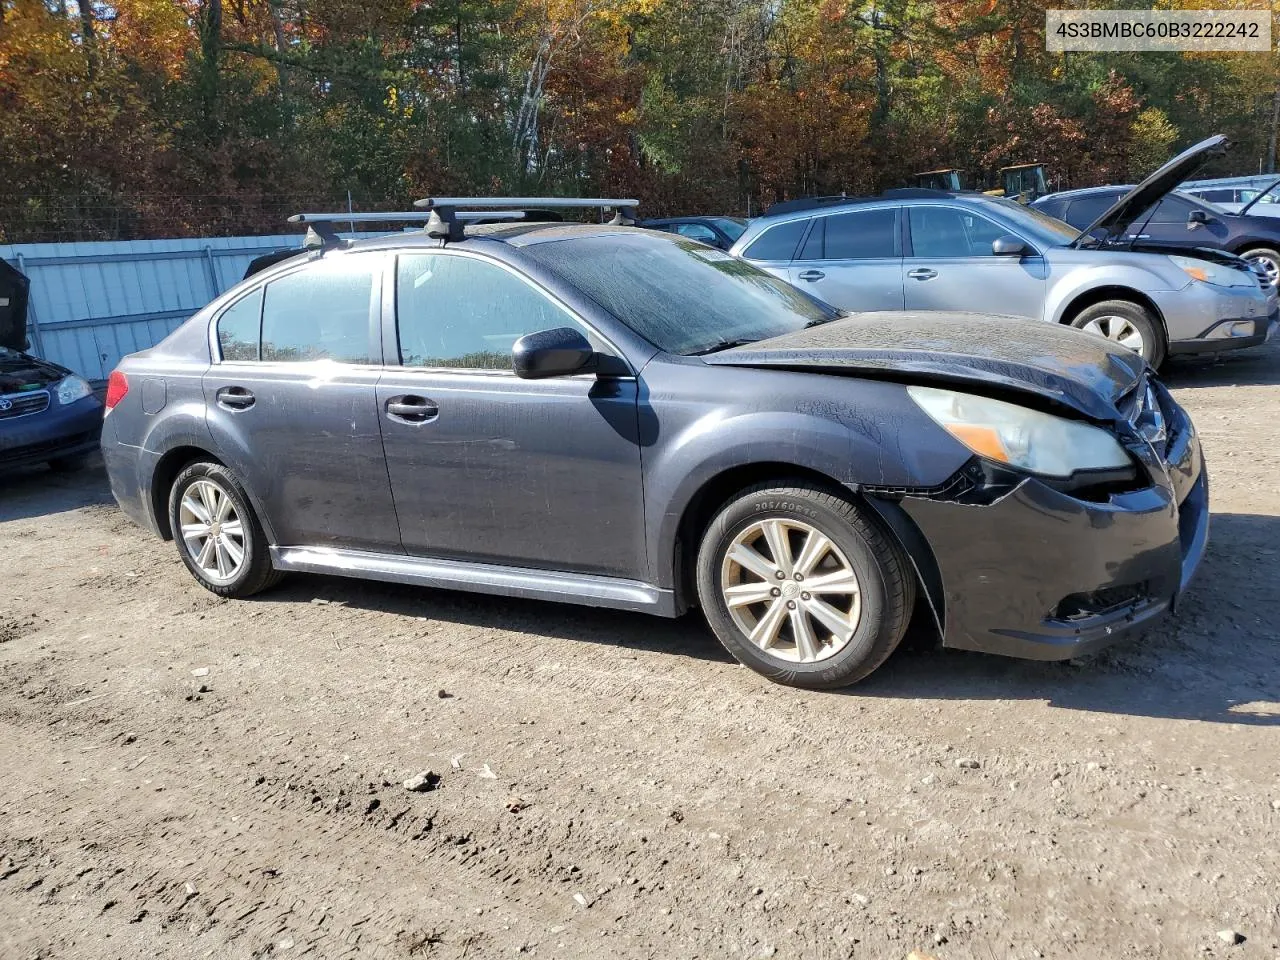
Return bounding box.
[179,479,246,584]
[1080,315,1146,356]
[1246,253,1279,286]
[720,518,862,664]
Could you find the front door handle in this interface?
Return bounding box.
[797,270,825,282]
[907,268,938,281]
[215,386,255,410]
[385,395,439,423]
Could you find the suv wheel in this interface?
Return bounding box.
[168,461,282,598]
[1068,299,1166,368]
[1239,247,1280,288]
[695,482,915,689]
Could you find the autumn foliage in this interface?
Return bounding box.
[0,0,1277,241]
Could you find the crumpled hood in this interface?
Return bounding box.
[702,312,1147,421]
[0,347,69,393]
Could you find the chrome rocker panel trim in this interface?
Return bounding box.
[269,546,677,616]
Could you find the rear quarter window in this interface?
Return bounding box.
[216,289,263,361]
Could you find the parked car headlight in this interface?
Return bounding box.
[907,386,1131,478]
[1169,255,1251,287]
[56,374,92,405]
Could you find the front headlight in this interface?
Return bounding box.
[1169,255,1252,287]
[56,374,92,405]
[907,386,1131,478]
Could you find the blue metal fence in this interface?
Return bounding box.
[0,234,303,381]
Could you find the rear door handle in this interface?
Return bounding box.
[797,270,825,282]
[385,395,439,423]
[215,386,255,410]
[907,268,937,280]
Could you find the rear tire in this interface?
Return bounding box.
[1068,299,1166,369]
[168,461,282,598]
[695,482,915,689]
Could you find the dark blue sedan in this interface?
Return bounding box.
[0,348,103,472]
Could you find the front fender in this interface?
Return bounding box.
[1045,262,1185,325]
[639,362,970,590]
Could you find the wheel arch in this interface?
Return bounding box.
[669,462,945,639]
[150,446,226,540]
[1056,285,1167,334]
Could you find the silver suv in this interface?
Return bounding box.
[730,141,1276,368]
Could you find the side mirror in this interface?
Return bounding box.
[1188,210,1212,226]
[512,327,595,379]
[992,235,1029,257]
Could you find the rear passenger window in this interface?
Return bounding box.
[741,219,808,262]
[260,257,377,363]
[1063,195,1117,229]
[396,254,582,370]
[823,208,899,259]
[217,289,262,361]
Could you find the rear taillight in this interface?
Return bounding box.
[104,370,129,414]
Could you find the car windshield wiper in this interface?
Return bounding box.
[687,337,761,356]
[804,313,844,328]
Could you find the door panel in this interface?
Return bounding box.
[786,207,905,310]
[1123,196,1231,248]
[376,371,646,577]
[201,252,401,552]
[204,363,401,551]
[380,251,647,579]
[904,205,1047,319]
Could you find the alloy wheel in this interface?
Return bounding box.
[719,518,863,663]
[1080,314,1146,355]
[178,479,247,584]
[1246,253,1279,287]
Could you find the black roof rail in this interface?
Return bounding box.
[881,187,960,199]
[765,194,860,216]
[412,196,640,241]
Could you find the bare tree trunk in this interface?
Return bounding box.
[267,0,290,99]
[78,0,98,79]
[198,0,223,140]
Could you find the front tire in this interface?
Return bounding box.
[695,482,915,689]
[1068,299,1166,368]
[1239,247,1280,289]
[168,461,282,598]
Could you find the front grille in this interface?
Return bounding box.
[0,389,51,420]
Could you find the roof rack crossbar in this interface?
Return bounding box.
[289,212,432,224]
[412,196,640,240]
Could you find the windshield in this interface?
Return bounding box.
[523,232,839,355]
[709,217,748,241]
[988,197,1080,245]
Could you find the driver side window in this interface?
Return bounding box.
[395,254,584,370]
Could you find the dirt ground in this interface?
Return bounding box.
[1,344,1279,960]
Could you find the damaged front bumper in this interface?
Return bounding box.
[872,385,1208,661]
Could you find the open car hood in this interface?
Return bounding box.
[0,257,31,351]
[1072,134,1229,247]
[702,312,1147,422]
